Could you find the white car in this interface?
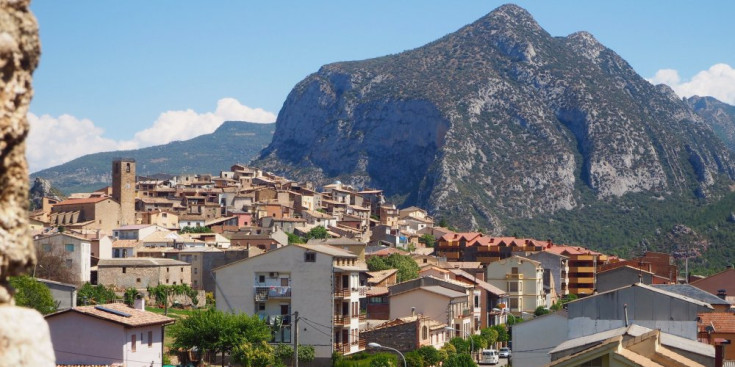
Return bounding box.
[480,349,499,365]
[499,347,512,358]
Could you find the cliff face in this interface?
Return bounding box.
[687,95,735,152]
[256,4,735,231]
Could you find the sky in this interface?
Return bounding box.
[27,1,735,173]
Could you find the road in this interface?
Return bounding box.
[477,357,510,366]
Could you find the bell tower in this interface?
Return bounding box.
[112,158,136,226]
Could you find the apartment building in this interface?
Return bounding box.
[214,244,368,363]
[485,256,545,315]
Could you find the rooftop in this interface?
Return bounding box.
[46,303,174,327]
[97,258,190,267]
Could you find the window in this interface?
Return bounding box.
[125,163,130,173]
[510,298,519,310]
[42,244,51,252]
[136,278,141,283]
[181,267,184,272]
[131,334,136,352]
[280,278,289,286]
[511,267,519,274]
[304,252,316,262]
[65,244,74,252]
[509,282,519,292]
[194,268,198,275]
[422,325,428,340]
[258,275,265,284]
[65,259,72,268]
[122,267,127,274]
[148,331,152,347]
[258,303,265,311]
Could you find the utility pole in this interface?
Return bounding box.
[293,311,299,367]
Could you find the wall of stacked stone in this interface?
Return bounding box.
[0,0,55,365]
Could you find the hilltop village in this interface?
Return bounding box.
[29,159,735,367]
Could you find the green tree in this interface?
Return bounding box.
[170,308,270,367]
[367,256,389,271]
[417,345,441,366]
[470,334,488,350]
[9,275,57,314]
[440,342,457,357]
[491,324,509,343]
[370,353,396,367]
[480,327,498,348]
[123,287,140,306]
[534,305,550,316]
[419,234,436,247]
[306,225,329,240]
[180,226,213,233]
[384,253,420,282]
[405,350,425,367]
[147,283,199,314]
[449,337,470,354]
[232,340,274,367]
[77,283,117,305]
[286,232,304,244]
[438,219,449,228]
[443,353,476,367]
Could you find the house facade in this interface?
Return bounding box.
[46,302,174,367]
[485,256,545,314]
[97,258,191,290]
[214,244,368,363]
[34,232,92,284]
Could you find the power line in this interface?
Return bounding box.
[299,316,333,331]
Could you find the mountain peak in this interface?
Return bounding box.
[480,3,543,33]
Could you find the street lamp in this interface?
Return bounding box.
[445,326,474,358]
[368,342,406,367]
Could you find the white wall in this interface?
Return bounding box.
[216,245,335,359]
[48,312,124,366]
[124,325,165,367]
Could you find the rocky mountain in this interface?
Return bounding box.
[687,96,735,152]
[29,177,65,211]
[32,121,274,195]
[256,4,735,234]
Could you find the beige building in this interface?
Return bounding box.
[33,232,92,284]
[485,256,545,315]
[97,258,191,290]
[112,158,136,227]
[50,197,122,234]
[215,244,368,363]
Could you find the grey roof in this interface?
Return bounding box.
[651,284,731,306]
[550,324,714,357]
[98,258,190,267]
[567,282,714,309]
[447,268,507,296]
[307,238,366,246]
[418,285,467,299]
[298,244,357,258]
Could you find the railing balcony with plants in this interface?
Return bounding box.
[254,286,291,301]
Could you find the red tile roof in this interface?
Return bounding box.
[698,312,735,333]
[46,303,174,327]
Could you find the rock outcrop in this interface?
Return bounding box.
[256,4,735,231]
[0,0,55,365]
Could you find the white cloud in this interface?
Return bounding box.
[27,98,276,173]
[648,63,735,105]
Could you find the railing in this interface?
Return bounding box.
[569,266,595,273]
[254,286,291,300]
[443,252,461,260]
[506,273,524,279]
[462,308,471,317]
[359,338,366,350]
[333,343,350,354]
[477,256,500,263]
[333,314,350,325]
[359,313,366,321]
[334,288,350,298]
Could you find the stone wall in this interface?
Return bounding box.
[362,320,418,352]
[0,0,55,365]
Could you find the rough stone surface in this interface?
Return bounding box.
[0,305,56,365]
[0,0,40,302]
[255,4,735,232]
[0,1,53,366]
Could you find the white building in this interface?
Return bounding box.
[45,301,174,367]
[33,232,92,284]
[214,244,368,363]
[485,255,545,315]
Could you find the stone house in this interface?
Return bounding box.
[97,258,191,290]
[362,314,448,352]
[50,197,122,234]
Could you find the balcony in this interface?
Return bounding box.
[333,343,350,354]
[506,273,524,279]
[575,255,595,261]
[569,277,595,284]
[569,266,595,273]
[254,286,291,301]
[443,252,460,260]
[333,314,350,326]
[477,256,500,264]
[333,288,350,298]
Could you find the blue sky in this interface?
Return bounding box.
[27,1,735,172]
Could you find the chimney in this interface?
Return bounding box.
[718,289,727,300]
[134,295,145,311]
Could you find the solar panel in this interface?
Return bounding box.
[95,305,132,317]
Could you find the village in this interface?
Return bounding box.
[25,158,735,367]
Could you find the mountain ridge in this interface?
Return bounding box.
[255,4,735,232]
[31,121,274,194]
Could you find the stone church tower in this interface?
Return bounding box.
[112,158,136,226]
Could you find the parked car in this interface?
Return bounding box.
[480,349,499,365]
[499,347,512,358]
